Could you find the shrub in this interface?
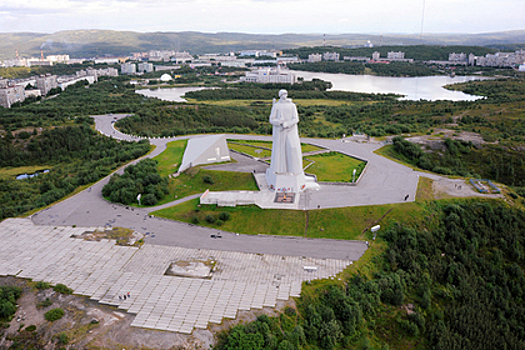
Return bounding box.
[202,175,215,184]
[191,216,199,224]
[53,284,73,295]
[25,325,36,332]
[205,215,216,224]
[215,219,224,226]
[57,332,69,344]
[44,308,64,322]
[35,281,51,290]
[284,306,296,317]
[37,298,53,308]
[141,193,158,206]
[219,212,231,221]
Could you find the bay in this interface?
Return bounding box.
[293,71,486,101]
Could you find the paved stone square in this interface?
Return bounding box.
[0,218,353,334]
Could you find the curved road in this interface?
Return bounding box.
[32,114,370,260]
[32,114,483,261]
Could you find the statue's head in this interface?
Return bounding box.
[278,89,288,99]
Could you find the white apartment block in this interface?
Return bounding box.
[121,63,136,75]
[95,58,120,65]
[241,67,296,84]
[474,50,525,68]
[36,75,58,95]
[308,54,322,63]
[323,52,340,61]
[448,53,467,62]
[0,85,25,108]
[58,75,96,90]
[47,55,70,64]
[138,63,154,73]
[387,51,405,60]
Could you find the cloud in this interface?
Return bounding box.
[0,0,523,34]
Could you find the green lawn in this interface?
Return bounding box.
[228,142,272,158]
[153,140,187,176]
[306,152,366,182]
[153,198,429,240]
[228,140,324,158]
[153,199,306,236]
[156,167,259,205]
[0,165,52,180]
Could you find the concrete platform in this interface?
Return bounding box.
[0,218,354,334]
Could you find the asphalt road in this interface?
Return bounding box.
[31,113,458,260]
[32,114,369,260]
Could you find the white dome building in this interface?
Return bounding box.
[160,74,173,82]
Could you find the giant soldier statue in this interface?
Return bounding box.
[266,90,318,193]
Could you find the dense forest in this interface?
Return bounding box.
[215,201,525,350]
[116,104,263,137]
[0,124,150,220]
[102,159,169,206]
[391,136,525,187]
[288,61,438,77]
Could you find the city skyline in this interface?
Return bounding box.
[1,0,524,35]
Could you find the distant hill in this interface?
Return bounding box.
[0,29,524,60]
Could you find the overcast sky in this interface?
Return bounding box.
[1,0,523,34]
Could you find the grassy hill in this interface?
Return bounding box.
[1,29,524,60]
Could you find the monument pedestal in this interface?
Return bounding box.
[265,169,306,193]
[265,170,320,193]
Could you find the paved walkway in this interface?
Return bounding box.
[0,218,352,334]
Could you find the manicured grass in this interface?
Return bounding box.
[153,198,307,236]
[153,140,187,176]
[0,165,52,180]
[228,142,272,158]
[306,151,366,182]
[228,140,324,158]
[153,198,429,241]
[156,167,259,205]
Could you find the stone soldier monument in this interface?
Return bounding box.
[265,90,319,193]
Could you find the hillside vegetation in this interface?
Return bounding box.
[215,200,525,350]
[1,30,524,59]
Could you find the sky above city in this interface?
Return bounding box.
[1,0,523,34]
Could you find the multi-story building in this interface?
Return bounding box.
[36,75,58,96]
[137,63,154,73]
[343,56,370,62]
[474,50,525,67]
[308,53,322,63]
[323,52,340,61]
[95,58,120,65]
[58,75,96,90]
[241,67,296,84]
[372,51,381,61]
[448,52,467,62]
[121,63,136,75]
[0,85,25,108]
[387,51,405,60]
[47,55,70,64]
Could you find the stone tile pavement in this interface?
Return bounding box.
[0,218,353,334]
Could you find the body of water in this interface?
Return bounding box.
[16,169,49,180]
[135,86,211,102]
[136,74,486,102]
[293,71,486,101]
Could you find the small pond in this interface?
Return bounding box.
[16,169,49,180]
